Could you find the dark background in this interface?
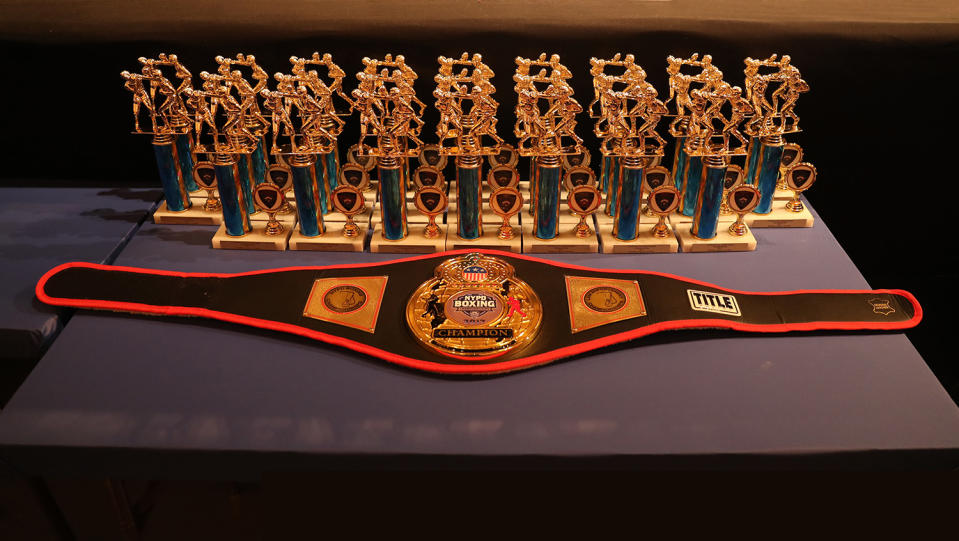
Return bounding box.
[1,4,957,406]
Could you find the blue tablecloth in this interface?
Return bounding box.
[1,201,957,473]
[0,187,159,363]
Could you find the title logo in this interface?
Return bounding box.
[687,289,741,317]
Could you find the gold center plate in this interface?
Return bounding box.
[405,254,542,358]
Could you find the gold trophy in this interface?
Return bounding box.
[124,54,221,225]
[413,187,448,240]
[353,54,429,252]
[590,54,669,253]
[289,52,354,206]
[263,54,355,250]
[434,52,510,250]
[490,187,523,245]
[515,53,591,252]
[332,185,368,245]
[186,67,273,249]
[662,54,757,252]
[568,185,602,238]
[742,54,812,227]
[215,54,271,193]
[783,162,817,213]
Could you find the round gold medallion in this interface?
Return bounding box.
[323,285,368,314]
[583,286,628,313]
[405,254,542,358]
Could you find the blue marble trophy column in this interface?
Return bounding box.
[612,156,647,241]
[311,123,339,214]
[670,120,689,197]
[679,136,706,217]
[212,153,252,236]
[321,141,340,209]
[603,138,622,218]
[312,151,335,215]
[533,155,562,240]
[746,134,785,215]
[528,158,536,216]
[289,154,325,237]
[456,155,483,240]
[250,135,269,186]
[234,144,256,217]
[377,156,407,241]
[152,133,192,212]
[690,155,729,239]
[744,135,762,186]
[174,132,199,192]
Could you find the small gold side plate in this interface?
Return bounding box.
[565,276,647,333]
[303,276,389,333]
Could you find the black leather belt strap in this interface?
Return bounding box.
[36,250,921,375]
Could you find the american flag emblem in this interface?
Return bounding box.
[462,265,488,282]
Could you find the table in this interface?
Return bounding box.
[0,203,957,473]
[0,187,159,402]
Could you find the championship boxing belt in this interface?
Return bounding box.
[36,250,921,375]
